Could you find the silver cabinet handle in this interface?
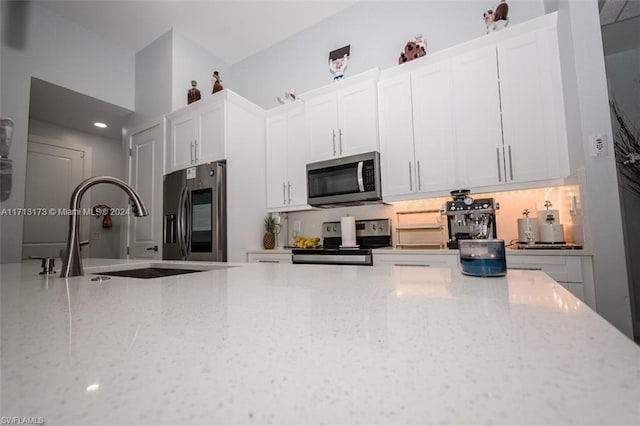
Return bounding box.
[194,140,199,162]
[190,141,194,163]
[287,181,292,204]
[508,145,514,181]
[258,260,280,263]
[282,181,286,204]
[408,162,413,191]
[417,160,422,191]
[332,130,336,156]
[339,128,343,154]
[496,147,502,182]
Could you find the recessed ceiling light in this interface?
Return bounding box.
[94,122,107,128]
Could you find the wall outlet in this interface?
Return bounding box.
[590,134,608,157]
[91,231,102,240]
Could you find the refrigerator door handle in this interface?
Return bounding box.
[177,186,188,259]
[184,188,192,258]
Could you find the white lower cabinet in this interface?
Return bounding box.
[373,252,458,268]
[373,251,594,309]
[507,254,594,307]
[247,252,293,264]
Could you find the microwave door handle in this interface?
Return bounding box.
[357,161,365,192]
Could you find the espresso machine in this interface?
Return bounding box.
[442,189,499,249]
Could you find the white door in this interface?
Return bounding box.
[378,72,416,198]
[22,141,88,259]
[129,123,163,259]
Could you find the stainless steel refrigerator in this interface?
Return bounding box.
[163,161,227,261]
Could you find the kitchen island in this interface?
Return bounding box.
[1,259,639,425]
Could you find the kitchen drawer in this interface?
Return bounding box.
[247,253,292,264]
[506,255,582,283]
[374,253,458,268]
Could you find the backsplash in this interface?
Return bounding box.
[280,185,583,249]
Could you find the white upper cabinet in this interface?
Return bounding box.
[453,13,569,190]
[302,69,380,162]
[266,103,310,212]
[411,59,456,193]
[379,56,458,200]
[380,13,569,201]
[496,25,569,183]
[166,93,227,174]
[451,45,505,188]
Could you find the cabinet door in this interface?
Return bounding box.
[168,113,196,172]
[198,98,226,163]
[337,79,379,157]
[498,27,569,183]
[378,73,416,198]
[306,92,338,162]
[266,113,289,209]
[412,59,456,193]
[452,46,504,188]
[286,107,309,208]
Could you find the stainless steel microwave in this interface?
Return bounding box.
[306,151,382,207]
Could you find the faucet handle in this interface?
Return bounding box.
[31,256,56,275]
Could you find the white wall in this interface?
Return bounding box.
[231,0,545,109]
[0,2,135,262]
[28,119,126,259]
[134,30,173,128]
[545,0,632,336]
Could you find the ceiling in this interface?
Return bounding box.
[25,0,639,141]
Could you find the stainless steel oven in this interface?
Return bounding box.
[306,151,382,208]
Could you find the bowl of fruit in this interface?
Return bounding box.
[293,236,320,249]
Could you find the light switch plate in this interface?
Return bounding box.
[591,134,608,157]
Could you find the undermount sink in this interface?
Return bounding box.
[92,265,235,279]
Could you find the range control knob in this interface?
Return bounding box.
[372,224,377,230]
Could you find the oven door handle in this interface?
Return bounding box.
[357,161,365,192]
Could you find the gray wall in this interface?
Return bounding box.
[231,1,545,109]
[605,47,640,337]
[0,2,135,262]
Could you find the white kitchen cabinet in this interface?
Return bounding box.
[373,251,458,268]
[266,103,310,212]
[453,14,569,190]
[166,94,227,174]
[246,252,292,264]
[452,45,504,188]
[497,26,569,183]
[378,58,455,200]
[506,253,594,308]
[302,69,380,162]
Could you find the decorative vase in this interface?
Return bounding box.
[263,231,275,249]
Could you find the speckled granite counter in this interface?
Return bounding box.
[1,259,638,425]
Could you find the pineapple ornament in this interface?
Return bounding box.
[263,215,277,249]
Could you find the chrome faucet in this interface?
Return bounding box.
[60,176,149,277]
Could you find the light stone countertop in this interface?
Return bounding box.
[1,258,638,425]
